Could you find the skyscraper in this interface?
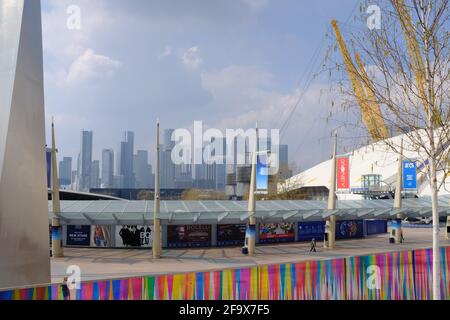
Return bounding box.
[278,144,292,180]
[134,150,153,188]
[101,149,114,188]
[90,160,100,188]
[77,130,93,191]
[120,131,135,188]
[59,157,72,187]
[161,129,175,188]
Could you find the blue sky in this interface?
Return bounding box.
[41,0,363,171]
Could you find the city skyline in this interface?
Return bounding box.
[57,126,291,193]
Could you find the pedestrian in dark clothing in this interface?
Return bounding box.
[62,277,70,301]
[310,238,317,252]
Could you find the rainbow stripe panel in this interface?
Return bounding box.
[1,247,449,300]
[76,277,142,300]
[0,284,62,300]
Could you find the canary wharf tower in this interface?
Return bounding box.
[0,0,50,288]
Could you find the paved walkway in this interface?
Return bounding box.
[51,228,450,282]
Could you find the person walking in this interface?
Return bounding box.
[310,238,317,252]
[62,277,71,301]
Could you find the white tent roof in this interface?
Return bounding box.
[48,196,450,225]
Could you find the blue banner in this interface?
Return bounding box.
[403,160,417,189]
[51,226,62,242]
[66,225,91,246]
[256,153,268,194]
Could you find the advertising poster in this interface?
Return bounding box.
[365,220,388,236]
[403,161,417,189]
[217,224,246,246]
[256,152,268,194]
[336,220,364,239]
[337,157,350,189]
[297,221,325,241]
[66,225,91,246]
[91,225,112,247]
[167,225,212,248]
[259,222,295,244]
[116,225,153,248]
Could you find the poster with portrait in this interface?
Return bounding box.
[115,225,153,248]
[217,224,246,246]
[259,222,295,243]
[167,225,211,248]
[91,225,113,247]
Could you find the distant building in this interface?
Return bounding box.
[90,188,186,200]
[59,157,72,186]
[113,175,124,189]
[101,149,114,188]
[119,131,135,188]
[90,160,100,188]
[77,130,93,192]
[134,150,153,188]
[161,129,175,188]
[278,144,292,180]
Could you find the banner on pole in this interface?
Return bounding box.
[402,160,417,189]
[337,157,350,189]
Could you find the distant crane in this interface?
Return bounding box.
[331,19,390,142]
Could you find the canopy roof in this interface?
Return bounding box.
[48,195,450,226]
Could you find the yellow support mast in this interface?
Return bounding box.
[391,0,439,125]
[331,19,390,142]
[355,52,390,140]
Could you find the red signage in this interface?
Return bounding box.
[337,157,350,189]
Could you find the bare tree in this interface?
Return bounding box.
[326,0,449,299]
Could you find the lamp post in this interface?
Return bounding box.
[152,120,162,259]
[51,119,63,257]
[325,133,337,249]
[247,126,258,255]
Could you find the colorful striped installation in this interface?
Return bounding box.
[1,247,449,300]
[75,277,142,300]
[345,250,417,300]
[143,267,258,300]
[0,284,62,301]
[413,247,450,300]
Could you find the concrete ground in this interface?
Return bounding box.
[51,228,450,283]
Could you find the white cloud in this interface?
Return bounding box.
[181,46,202,70]
[66,49,122,84]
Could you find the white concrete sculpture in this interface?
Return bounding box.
[0,0,51,288]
